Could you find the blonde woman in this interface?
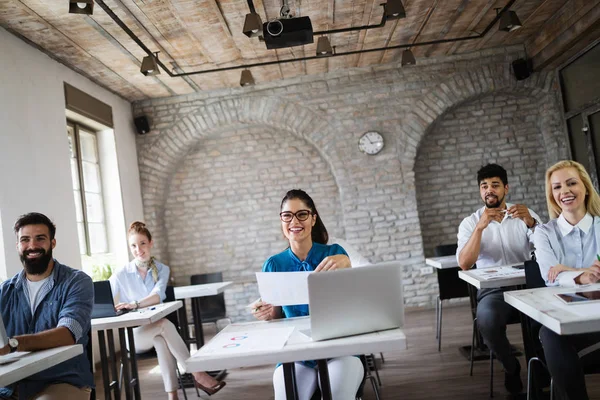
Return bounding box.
[110,222,226,399]
[532,160,600,400]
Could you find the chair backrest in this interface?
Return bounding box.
[524,259,545,289]
[434,244,469,301]
[190,272,227,322]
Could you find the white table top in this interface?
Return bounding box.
[173,282,233,300]
[92,301,182,331]
[185,316,407,372]
[504,284,600,335]
[0,345,82,387]
[458,265,525,289]
[425,255,459,269]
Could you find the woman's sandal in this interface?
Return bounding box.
[194,380,226,396]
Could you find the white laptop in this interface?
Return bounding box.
[306,261,404,341]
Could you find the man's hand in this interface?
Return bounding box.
[576,263,600,285]
[0,344,9,356]
[476,208,505,230]
[507,204,535,228]
[314,254,351,272]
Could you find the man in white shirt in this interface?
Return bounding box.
[457,164,542,395]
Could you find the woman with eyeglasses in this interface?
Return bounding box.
[532,160,600,400]
[252,189,363,400]
[109,222,226,399]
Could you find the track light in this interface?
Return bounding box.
[383,0,406,20]
[401,49,416,66]
[243,12,263,38]
[240,70,255,87]
[141,52,160,76]
[316,37,333,57]
[69,0,93,15]
[498,10,522,32]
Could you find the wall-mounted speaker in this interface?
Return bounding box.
[134,116,150,134]
[512,58,532,81]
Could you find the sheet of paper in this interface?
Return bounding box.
[196,326,295,356]
[471,266,524,280]
[255,271,311,306]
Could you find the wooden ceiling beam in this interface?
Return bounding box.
[423,0,469,57]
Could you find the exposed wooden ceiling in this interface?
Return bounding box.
[2,0,599,101]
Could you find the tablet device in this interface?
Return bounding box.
[555,290,600,304]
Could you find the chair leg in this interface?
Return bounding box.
[436,295,440,339]
[470,317,477,376]
[379,353,385,364]
[489,350,494,398]
[367,354,382,387]
[368,375,381,400]
[176,367,188,400]
[438,298,443,352]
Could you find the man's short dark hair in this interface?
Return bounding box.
[14,213,56,240]
[477,164,508,186]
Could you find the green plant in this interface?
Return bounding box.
[91,264,114,282]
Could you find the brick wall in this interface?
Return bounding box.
[133,46,567,320]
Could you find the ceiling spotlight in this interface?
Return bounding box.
[240,70,255,87]
[498,10,522,32]
[316,36,333,57]
[401,49,416,66]
[141,52,160,76]
[383,0,406,20]
[68,0,93,15]
[243,12,263,38]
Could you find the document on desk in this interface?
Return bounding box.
[255,271,311,306]
[196,326,295,356]
[471,266,524,280]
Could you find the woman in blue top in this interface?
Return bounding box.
[532,161,600,400]
[110,222,226,399]
[253,189,364,400]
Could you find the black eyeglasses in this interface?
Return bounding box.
[280,210,313,223]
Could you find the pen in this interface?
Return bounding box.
[596,254,600,262]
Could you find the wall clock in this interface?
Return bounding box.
[358,131,384,155]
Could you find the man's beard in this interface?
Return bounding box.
[20,248,53,275]
[485,194,505,209]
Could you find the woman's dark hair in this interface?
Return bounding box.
[477,163,508,186]
[280,189,328,244]
[128,221,152,241]
[14,212,56,240]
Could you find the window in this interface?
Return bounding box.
[67,122,108,257]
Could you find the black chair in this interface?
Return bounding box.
[434,243,469,351]
[190,272,229,329]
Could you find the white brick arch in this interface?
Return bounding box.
[401,64,564,171]
[136,97,349,261]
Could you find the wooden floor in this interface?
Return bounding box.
[94,304,600,400]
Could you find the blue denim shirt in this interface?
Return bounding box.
[0,260,94,399]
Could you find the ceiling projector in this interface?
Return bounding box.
[262,16,313,49]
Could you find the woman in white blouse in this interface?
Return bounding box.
[110,221,226,399]
[532,160,600,400]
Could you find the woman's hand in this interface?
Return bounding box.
[548,264,576,283]
[314,254,351,272]
[251,301,279,321]
[115,302,137,311]
[577,263,600,285]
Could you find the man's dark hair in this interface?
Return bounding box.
[477,164,508,186]
[14,212,56,240]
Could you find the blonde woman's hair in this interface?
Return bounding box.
[545,160,600,219]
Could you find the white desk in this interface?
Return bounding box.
[504,284,600,335]
[92,301,182,400]
[173,282,233,350]
[173,281,232,299]
[0,345,82,387]
[425,255,459,269]
[186,317,406,399]
[458,265,526,289]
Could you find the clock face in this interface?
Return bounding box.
[358,131,384,155]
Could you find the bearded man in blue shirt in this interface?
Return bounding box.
[0,212,94,400]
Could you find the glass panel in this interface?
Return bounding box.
[588,111,600,179]
[88,223,108,254]
[567,115,590,172]
[67,125,77,159]
[70,158,81,190]
[77,222,88,255]
[82,162,101,193]
[79,130,98,163]
[85,192,105,223]
[560,43,600,113]
[73,190,84,222]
